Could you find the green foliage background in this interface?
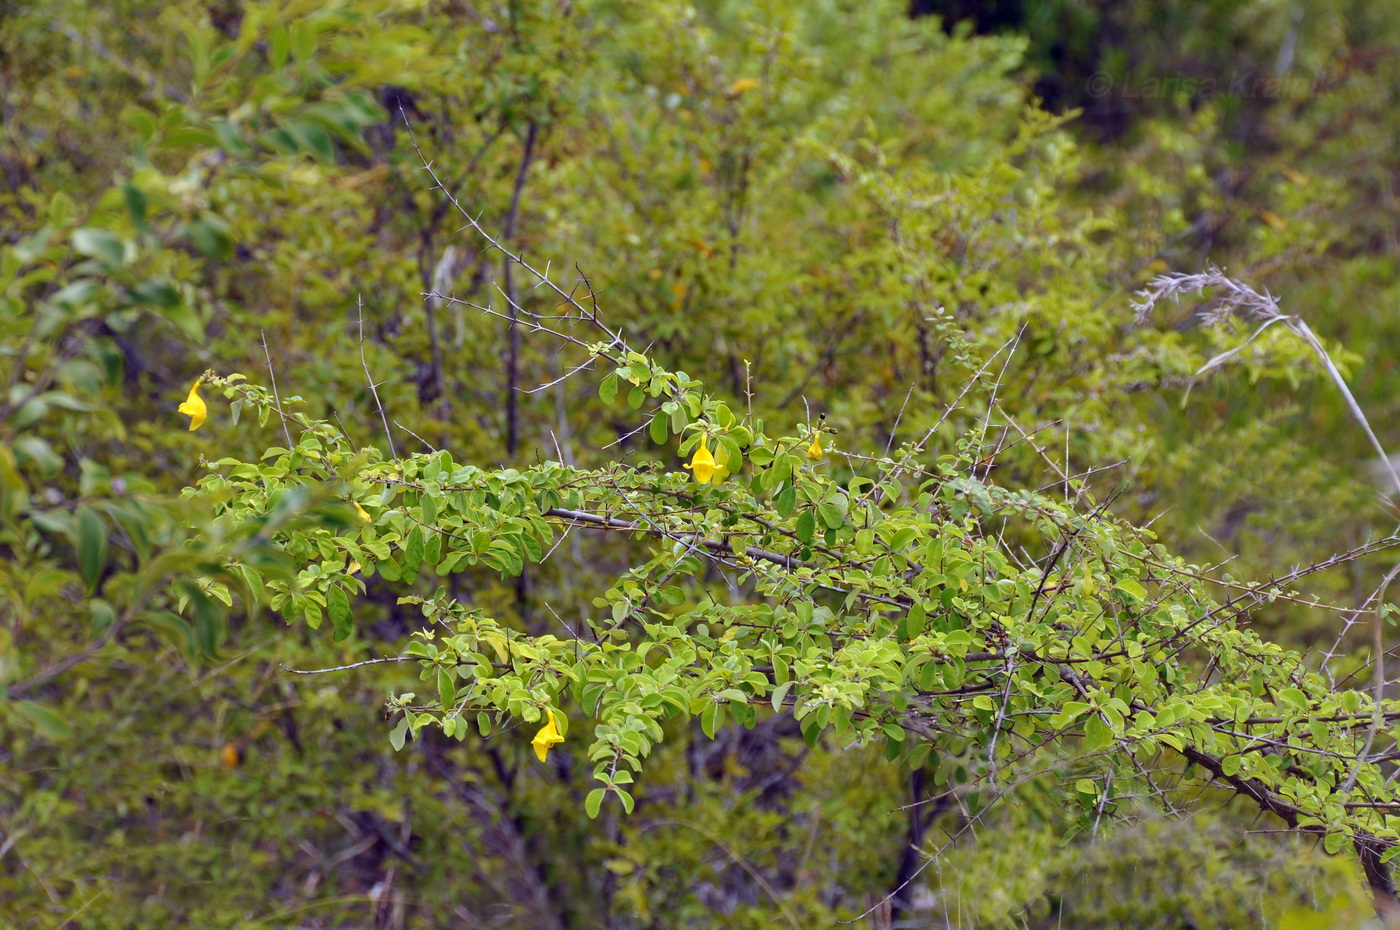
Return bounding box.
[3,0,1400,926]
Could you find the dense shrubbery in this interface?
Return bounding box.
[4,1,1400,927]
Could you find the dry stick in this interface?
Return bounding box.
[401,114,629,361]
[522,357,596,394]
[552,364,576,468]
[496,118,538,624]
[884,382,916,457]
[421,266,450,422]
[260,330,294,448]
[394,420,438,452]
[546,507,800,571]
[499,120,539,458]
[850,328,1023,515]
[992,403,1071,485]
[1139,270,1400,498]
[280,656,419,675]
[357,295,397,460]
[1137,272,1400,702]
[1341,561,1400,793]
[1290,317,1400,498]
[972,323,1025,456]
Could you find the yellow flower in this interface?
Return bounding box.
[684,436,717,484]
[807,433,824,462]
[178,381,207,431]
[532,709,564,762]
[727,77,760,97]
[353,502,372,524]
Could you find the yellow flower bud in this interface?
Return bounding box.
[807,433,823,462]
[712,443,731,484]
[354,502,372,524]
[532,709,564,762]
[178,381,207,431]
[684,436,717,484]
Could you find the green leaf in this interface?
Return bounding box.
[327,584,352,641]
[283,120,336,162]
[389,715,409,751]
[261,127,299,155]
[291,19,317,62]
[268,24,290,68]
[141,611,197,663]
[437,668,456,709]
[775,485,797,518]
[75,505,107,594]
[156,304,205,344]
[905,743,932,771]
[1113,578,1148,600]
[649,410,668,444]
[1324,832,1346,855]
[817,500,845,531]
[120,106,158,143]
[210,118,254,158]
[189,587,223,658]
[585,788,606,819]
[901,604,926,640]
[10,701,73,740]
[130,279,180,309]
[800,712,824,749]
[700,701,724,739]
[1083,714,1112,753]
[342,90,386,125]
[237,565,265,617]
[72,228,126,266]
[795,509,816,543]
[123,184,148,233]
[770,681,791,713]
[165,127,219,149]
[599,372,619,404]
[402,526,425,581]
[189,214,234,261]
